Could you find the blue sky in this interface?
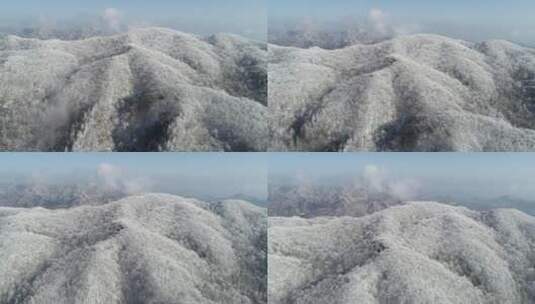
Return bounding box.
[269,0,535,46]
[269,153,535,178]
[2,1,534,44]
[269,153,535,201]
[0,153,268,200]
[1,152,535,207]
[1,0,262,18]
[269,0,535,22]
[0,0,266,39]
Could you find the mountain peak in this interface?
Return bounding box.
[269,31,535,151]
[269,201,535,303]
[0,194,267,303]
[0,28,267,152]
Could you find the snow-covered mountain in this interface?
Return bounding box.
[269,34,535,151]
[0,193,267,303]
[269,201,535,304]
[0,27,267,151]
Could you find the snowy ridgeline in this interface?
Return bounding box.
[269,33,535,151]
[0,193,267,304]
[269,201,535,304]
[0,27,267,152]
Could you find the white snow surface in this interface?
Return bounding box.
[0,27,267,151]
[0,193,267,304]
[269,34,535,151]
[269,201,535,303]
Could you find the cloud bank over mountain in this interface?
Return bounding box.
[96,162,151,195]
[269,163,421,217]
[0,162,154,209]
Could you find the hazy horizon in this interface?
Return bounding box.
[269,153,535,205]
[0,0,267,40]
[269,0,535,47]
[3,1,534,46]
[0,153,268,202]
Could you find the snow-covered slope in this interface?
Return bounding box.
[269,34,535,151]
[0,27,267,151]
[268,23,390,50]
[0,193,267,304]
[269,201,535,303]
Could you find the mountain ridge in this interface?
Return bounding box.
[269,33,535,151]
[0,27,267,151]
[0,193,267,304]
[269,201,535,303]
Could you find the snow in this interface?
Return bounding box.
[0,193,267,304]
[269,201,535,303]
[269,33,535,151]
[0,27,267,151]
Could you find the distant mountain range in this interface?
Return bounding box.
[418,194,535,216]
[0,181,133,209]
[0,193,267,303]
[268,182,400,218]
[0,181,268,210]
[269,201,535,303]
[0,24,114,41]
[0,27,267,151]
[268,21,392,49]
[269,33,535,151]
[268,181,535,217]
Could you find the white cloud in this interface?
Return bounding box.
[97,163,150,194]
[368,8,389,36]
[389,179,421,200]
[363,164,386,193]
[102,8,123,32]
[362,164,420,200]
[367,8,421,37]
[97,163,123,190]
